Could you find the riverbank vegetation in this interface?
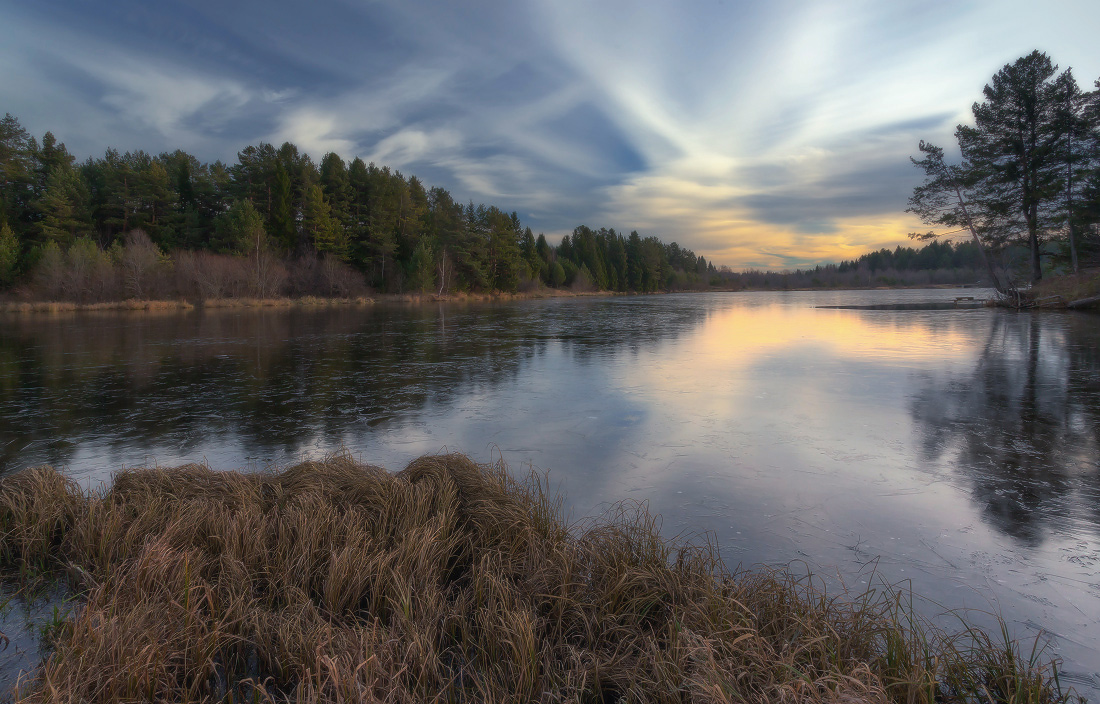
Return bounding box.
[1029,267,1100,309]
[0,453,1079,703]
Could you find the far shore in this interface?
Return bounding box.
[0,287,622,314]
[1,271,1097,314]
[0,283,988,315]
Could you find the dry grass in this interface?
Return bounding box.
[0,288,610,313]
[0,299,197,313]
[1028,268,1100,306]
[0,297,373,314]
[380,289,620,305]
[198,296,373,308]
[0,454,1080,704]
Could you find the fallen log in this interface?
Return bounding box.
[1067,294,1100,310]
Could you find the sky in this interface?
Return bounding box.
[2,0,1099,269]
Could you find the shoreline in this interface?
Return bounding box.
[0,288,625,314]
[0,284,986,315]
[1,274,1096,314]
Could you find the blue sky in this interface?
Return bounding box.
[2,0,1098,268]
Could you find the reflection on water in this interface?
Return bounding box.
[1,290,1099,691]
[911,314,1100,545]
[0,299,709,475]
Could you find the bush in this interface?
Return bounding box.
[571,263,594,292]
[174,250,245,300]
[119,230,166,299]
[288,253,363,298]
[549,260,566,287]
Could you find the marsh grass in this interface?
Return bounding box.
[0,454,1080,703]
[1029,268,1100,305]
[0,296,375,314]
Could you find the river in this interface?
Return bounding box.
[1,288,1098,693]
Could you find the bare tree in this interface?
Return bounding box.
[120,229,162,299]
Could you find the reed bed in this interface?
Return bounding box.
[0,454,1079,704]
[0,300,196,313]
[0,296,376,314]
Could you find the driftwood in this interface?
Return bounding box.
[1067,294,1100,310]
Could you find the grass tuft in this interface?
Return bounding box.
[0,453,1081,703]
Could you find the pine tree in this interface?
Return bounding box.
[0,113,35,231]
[0,221,18,286]
[34,131,75,196]
[268,162,295,251]
[319,152,351,227]
[1051,69,1090,272]
[35,164,91,247]
[955,51,1067,282]
[303,184,347,259]
[131,156,176,245]
[217,199,267,254]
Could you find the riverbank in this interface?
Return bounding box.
[1027,269,1100,309]
[3,276,1097,315]
[0,287,629,314]
[0,288,624,314]
[0,284,994,315]
[0,454,1079,703]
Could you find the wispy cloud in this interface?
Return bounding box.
[1,0,1098,266]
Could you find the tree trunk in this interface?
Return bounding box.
[950,178,1007,295]
[1066,131,1079,273]
[1028,210,1042,283]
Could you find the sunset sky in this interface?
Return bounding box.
[2,0,1098,269]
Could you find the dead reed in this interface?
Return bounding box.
[0,296,375,314]
[0,454,1080,703]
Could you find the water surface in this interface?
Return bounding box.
[1,289,1098,691]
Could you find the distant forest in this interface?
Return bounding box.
[716,239,985,290]
[0,112,983,301]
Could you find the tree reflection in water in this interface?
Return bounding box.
[910,312,1100,544]
[0,299,708,475]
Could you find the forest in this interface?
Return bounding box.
[0,101,1040,302]
[0,111,726,301]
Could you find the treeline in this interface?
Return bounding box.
[0,112,717,300]
[714,240,985,290]
[836,238,983,274]
[0,111,1020,302]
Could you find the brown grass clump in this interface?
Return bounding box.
[0,296,375,314]
[1029,268,1100,306]
[0,454,1080,704]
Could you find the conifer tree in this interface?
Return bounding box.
[954,51,1067,281]
[303,184,346,260]
[268,162,295,251]
[0,113,35,230]
[0,221,18,286]
[35,164,92,247]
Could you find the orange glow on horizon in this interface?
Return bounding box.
[692,213,932,271]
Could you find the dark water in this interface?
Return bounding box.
[1,289,1099,692]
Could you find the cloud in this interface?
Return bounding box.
[368,129,463,170]
[97,65,252,144]
[4,0,1100,267]
[266,66,455,158]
